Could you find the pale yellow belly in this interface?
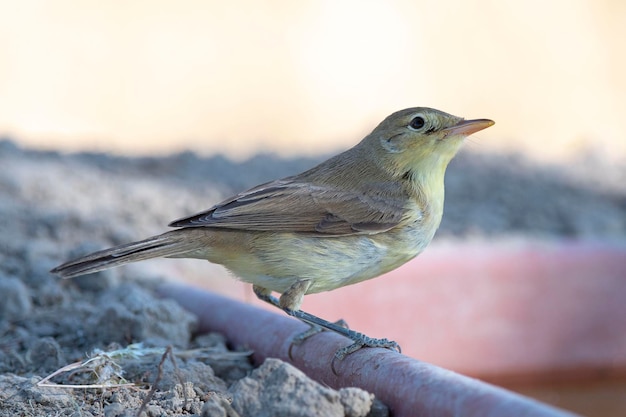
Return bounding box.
[185,222,436,295]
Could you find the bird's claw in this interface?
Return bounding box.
[287,319,350,360]
[331,336,401,374]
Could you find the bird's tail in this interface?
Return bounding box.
[50,230,202,278]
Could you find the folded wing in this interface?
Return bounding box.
[169,179,410,236]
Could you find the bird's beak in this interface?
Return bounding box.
[443,119,495,136]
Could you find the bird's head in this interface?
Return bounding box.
[365,107,494,179]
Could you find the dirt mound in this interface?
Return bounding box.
[0,140,624,416]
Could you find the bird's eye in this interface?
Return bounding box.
[408,116,425,130]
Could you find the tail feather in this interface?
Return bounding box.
[50,230,201,278]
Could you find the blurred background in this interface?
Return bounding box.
[1,0,625,162]
[1,1,625,416]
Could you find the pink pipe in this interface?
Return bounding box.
[158,283,579,417]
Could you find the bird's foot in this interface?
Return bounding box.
[252,286,401,370]
[330,333,400,374]
[334,332,401,361]
[288,319,350,359]
[285,307,401,365]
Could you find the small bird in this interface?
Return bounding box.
[51,107,494,361]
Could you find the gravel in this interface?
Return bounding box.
[0,138,624,416]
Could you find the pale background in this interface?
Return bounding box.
[1,0,624,162]
[1,4,625,414]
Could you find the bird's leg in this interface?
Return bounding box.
[252,282,324,358]
[252,285,281,308]
[254,280,332,340]
[252,282,401,362]
[285,307,401,359]
[276,280,326,353]
[274,280,351,349]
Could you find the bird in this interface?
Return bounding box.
[51,107,494,361]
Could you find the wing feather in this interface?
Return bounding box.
[168,179,409,236]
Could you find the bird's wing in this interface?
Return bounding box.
[168,179,408,235]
